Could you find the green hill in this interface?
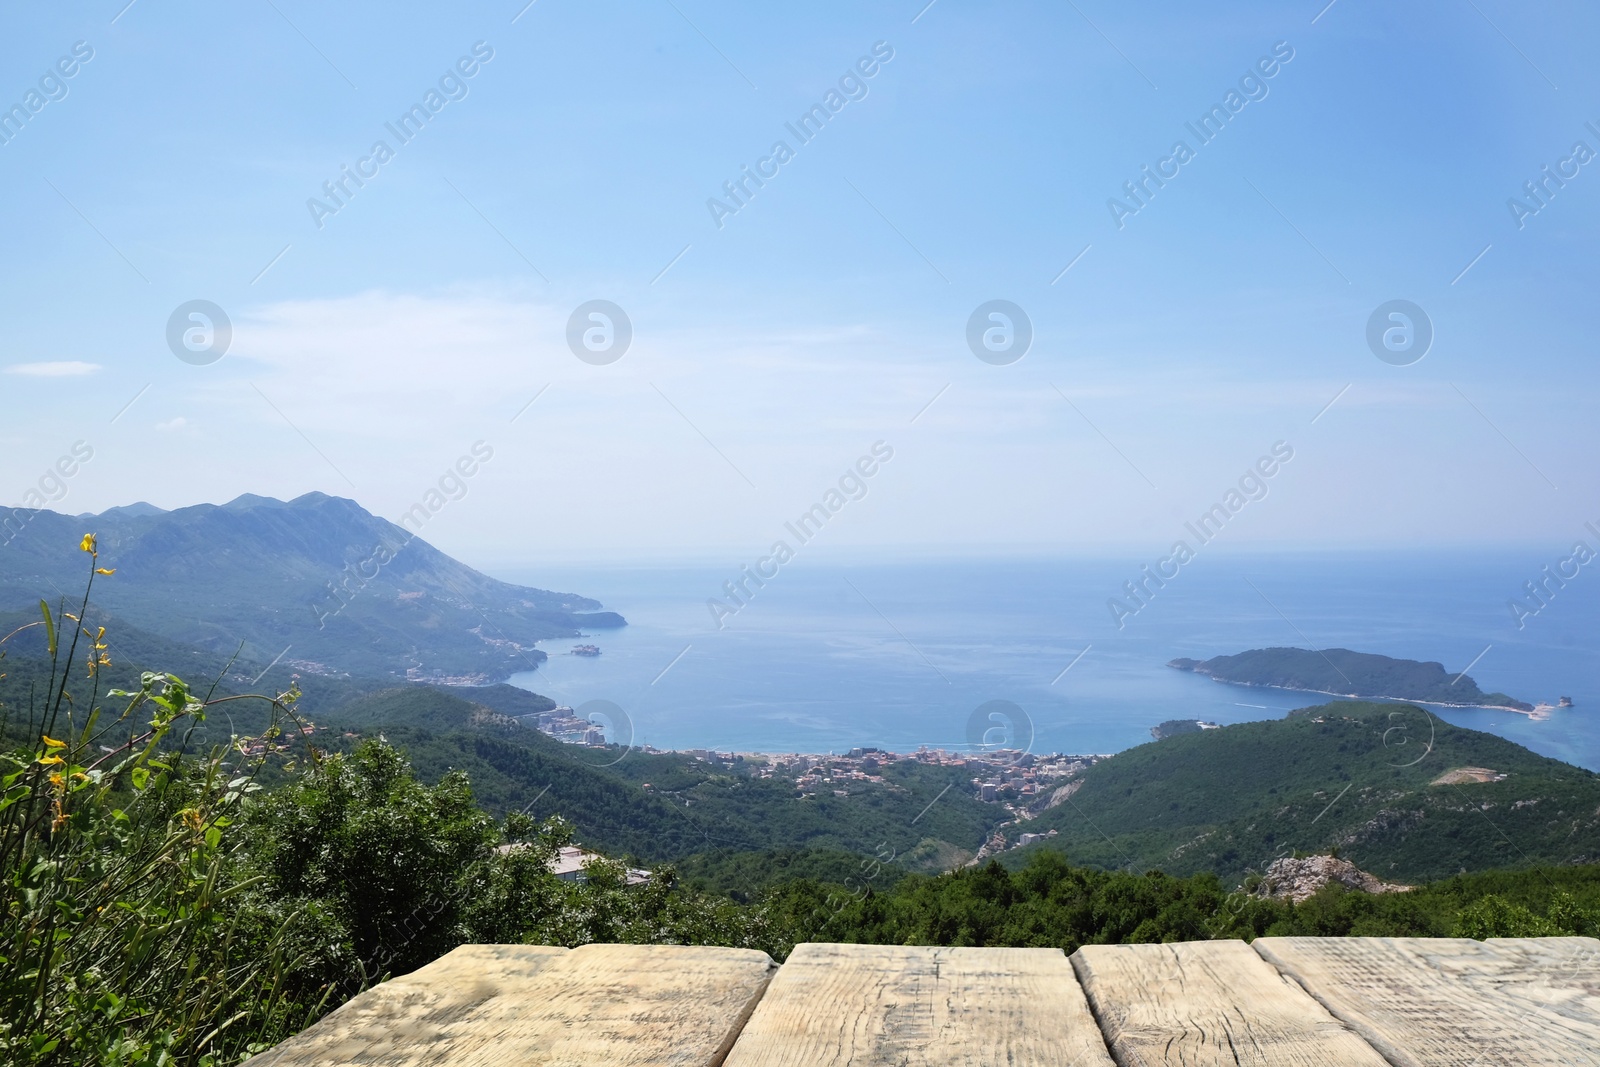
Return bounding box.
[0,494,623,683]
[301,687,1004,872]
[1008,702,1600,885]
[1170,647,1532,710]
[317,684,552,732]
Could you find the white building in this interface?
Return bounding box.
[495,843,651,885]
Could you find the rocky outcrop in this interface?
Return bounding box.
[1042,780,1084,810]
[1253,854,1413,904]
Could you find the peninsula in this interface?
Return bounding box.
[1168,647,1537,713]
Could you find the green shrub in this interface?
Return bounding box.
[1453,892,1596,939]
[0,541,320,1066]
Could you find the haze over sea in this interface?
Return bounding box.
[501,551,1600,773]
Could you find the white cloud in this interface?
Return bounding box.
[72,287,1588,558]
[4,361,102,377]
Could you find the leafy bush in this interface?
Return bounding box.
[1453,892,1595,938]
[0,542,319,1066]
[243,740,514,995]
[243,738,797,983]
[758,849,1600,951]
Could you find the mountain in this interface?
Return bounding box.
[0,493,623,683]
[1008,702,1600,884]
[95,501,168,519]
[1169,647,1533,711]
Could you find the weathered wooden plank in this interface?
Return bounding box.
[246,942,775,1066]
[1071,940,1391,1066]
[1254,935,1600,1066]
[245,944,569,1065]
[721,942,1115,1067]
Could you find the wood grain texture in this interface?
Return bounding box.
[721,942,1115,1067]
[245,944,569,1065]
[1254,935,1600,1066]
[246,942,775,1067]
[1071,940,1391,1066]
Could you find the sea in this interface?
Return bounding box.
[496,552,1600,773]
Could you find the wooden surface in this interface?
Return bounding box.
[1071,939,1392,1066]
[247,937,1600,1066]
[246,944,570,1065]
[721,942,1115,1067]
[1254,935,1600,1066]
[246,942,775,1067]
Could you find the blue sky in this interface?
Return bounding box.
[1,0,1596,566]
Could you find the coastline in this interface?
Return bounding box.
[1192,675,1553,721]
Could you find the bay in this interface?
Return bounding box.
[495,551,1599,772]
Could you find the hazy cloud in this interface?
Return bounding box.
[4,361,101,377]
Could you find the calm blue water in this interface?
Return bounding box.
[495,552,1600,771]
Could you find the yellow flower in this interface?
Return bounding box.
[180,808,205,832]
[37,755,64,766]
[95,568,115,575]
[41,735,66,748]
[48,773,64,789]
[80,533,97,554]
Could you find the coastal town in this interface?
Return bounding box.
[531,705,611,746]
[674,744,1105,862]
[527,703,1105,858]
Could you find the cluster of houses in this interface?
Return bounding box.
[666,744,1103,807]
[531,706,608,746]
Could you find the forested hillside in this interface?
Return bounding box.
[1010,702,1600,883]
[300,685,1001,870]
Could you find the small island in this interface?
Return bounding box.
[1169,647,1539,714]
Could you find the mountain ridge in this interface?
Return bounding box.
[0,493,623,683]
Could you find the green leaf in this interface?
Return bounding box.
[39,599,56,655]
[131,767,149,790]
